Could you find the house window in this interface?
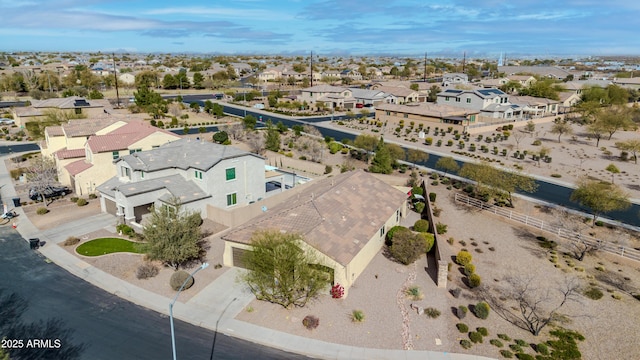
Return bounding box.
[195,170,203,179]
[226,193,237,206]
[112,151,120,160]
[140,171,144,179]
[466,98,471,103]
[122,167,131,179]
[386,111,390,116]
[379,225,385,237]
[403,114,408,118]
[226,167,236,181]
[129,148,141,154]
[456,97,461,102]
[445,96,450,101]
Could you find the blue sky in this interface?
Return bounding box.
[1,0,639,57]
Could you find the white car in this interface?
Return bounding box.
[0,118,14,125]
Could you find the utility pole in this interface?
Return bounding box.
[462,51,466,73]
[113,53,121,107]
[423,52,427,82]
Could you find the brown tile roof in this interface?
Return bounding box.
[222,170,408,266]
[86,121,179,153]
[54,148,85,160]
[45,126,64,137]
[62,117,123,137]
[65,159,93,176]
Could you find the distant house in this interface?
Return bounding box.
[340,69,363,81]
[348,88,390,106]
[54,120,180,196]
[509,96,560,118]
[12,97,111,126]
[498,66,575,80]
[506,75,537,87]
[221,170,409,297]
[370,85,422,104]
[97,138,266,225]
[299,85,355,110]
[375,102,479,132]
[437,88,522,119]
[442,73,468,86]
[118,73,136,85]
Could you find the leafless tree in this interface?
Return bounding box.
[297,137,324,162]
[481,275,581,336]
[225,122,245,140]
[512,130,526,150]
[553,208,602,261]
[25,156,58,207]
[246,131,266,155]
[167,103,182,118]
[302,124,322,138]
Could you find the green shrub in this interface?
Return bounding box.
[500,350,513,358]
[456,323,469,333]
[413,219,430,232]
[498,334,511,341]
[532,140,542,146]
[435,222,448,234]
[36,207,49,215]
[116,224,135,237]
[469,331,483,343]
[76,198,88,206]
[414,201,425,213]
[535,343,549,355]
[490,339,504,347]
[468,273,482,288]
[456,250,473,266]
[405,286,424,300]
[88,193,97,199]
[474,301,490,319]
[418,232,435,253]
[464,263,475,276]
[136,262,159,279]
[351,310,365,322]
[509,344,522,353]
[411,186,424,196]
[514,339,527,346]
[477,327,489,336]
[63,236,81,246]
[390,231,431,265]
[457,305,468,319]
[324,165,333,174]
[584,287,604,300]
[460,339,472,349]
[428,192,436,202]
[515,353,534,360]
[170,270,194,291]
[424,307,441,318]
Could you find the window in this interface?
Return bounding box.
[129,148,141,155]
[122,167,131,179]
[386,111,391,116]
[112,151,120,160]
[403,114,408,118]
[225,167,236,181]
[226,193,237,206]
[466,98,471,103]
[195,170,203,179]
[455,97,461,102]
[379,226,385,237]
[140,171,144,179]
[445,96,450,101]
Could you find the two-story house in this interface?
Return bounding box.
[437,88,523,120]
[97,138,266,225]
[299,85,355,110]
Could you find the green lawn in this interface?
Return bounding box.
[75,237,144,256]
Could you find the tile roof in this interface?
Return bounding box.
[222,170,408,266]
[86,121,179,153]
[65,159,93,176]
[302,85,348,93]
[62,117,123,137]
[374,85,416,97]
[54,148,85,160]
[120,138,263,172]
[98,174,211,204]
[45,126,64,137]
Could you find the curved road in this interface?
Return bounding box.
[0,228,309,360]
[182,95,640,228]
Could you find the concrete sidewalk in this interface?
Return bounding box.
[0,152,495,360]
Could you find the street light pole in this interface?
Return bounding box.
[169,262,209,360]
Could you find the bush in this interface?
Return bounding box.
[70,197,79,203]
[36,207,49,215]
[330,283,344,299]
[302,315,320,330]
[418,232,435,253]
[584,287,604,300]
[424,307,441,318]
[532,140,542,146]
[468,273,482,288]
[324,165,333,174]
[413,219,430,232]
[469,331,483,343]
[456,250,473,266]
[76,198,88,206]
[63,236,81,246]
[460,339,472,349]
[351,310,365,322]
[457,305,468,319]
[170,270,194,291]
[116,224,135,237]
[535,343,549,355]
[436,222,448,234]
[456,323,469,333]
[405,286,424,300]
[88,193,97,199]
[474,301,490,319]
[514,339,527,347]
[500,350,514,358]
[509,344,522,353]
[498,333,511,341]
[490,339,504,347]
[477,327,489,336]
[464,263,476,276]
[136,263,159,279]
[429,192,436,202]
[414,201,425,213]
[515,354,535,360]
[411,186,424,196]
[390,231,430,265]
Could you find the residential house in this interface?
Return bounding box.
[258,67,284,82]
[498,66,575,80]
[371,85,422,104]
[348,88,390,107]
[221,170,409,297]
[12,97,111,126]
[509,96,560,118]
[42,117,127,158]
[340,69,363,81]
[97,138,266,225]
[299,85,355,110]
[57,121,180,196]
[442,73,469,86]
[437,88,523,120]
[612,77,640,90]
[375,102,480,132]
[478,78,508,88]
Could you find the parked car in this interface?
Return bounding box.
[29,186,71,201]
[0,118,14,125]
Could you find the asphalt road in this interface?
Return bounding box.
[0,229,310,360]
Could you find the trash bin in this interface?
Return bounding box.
[12,197,20,207]
[29,238,40,250]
